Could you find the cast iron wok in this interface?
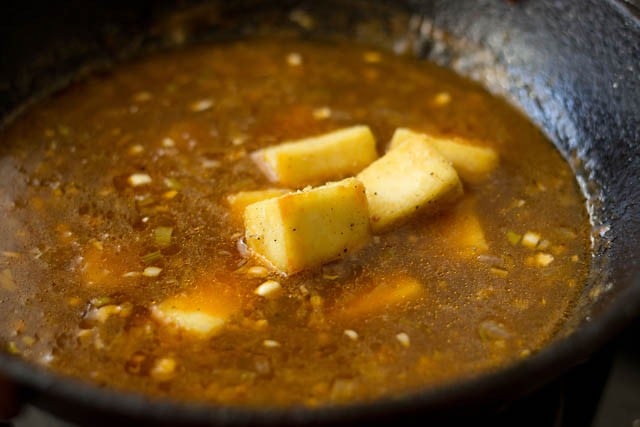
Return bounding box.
[0,0,639,425]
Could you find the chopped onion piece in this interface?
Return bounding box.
[506,230,521,246]
[521,231,541,249]
[154,227,173,247]
[128,173,152,187]
[535,253,554,267]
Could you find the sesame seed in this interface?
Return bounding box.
[344,330,359,341]
[263,339,280,348]
[122,271,141,278]
[312,107,332,120]
[142,266,163,277]
[286,52,303,66]
[190,99,214,112]
[247,266,269,278]
[128,173,152,187]
[396,332,410,348]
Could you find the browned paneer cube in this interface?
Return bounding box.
[226,189,291,223]
[391,128,499,184]
[244,178,371,275]
[357,130,462,233]
[251,125,378,187]
[337,275,425,320]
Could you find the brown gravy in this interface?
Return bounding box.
[0,38,590,406]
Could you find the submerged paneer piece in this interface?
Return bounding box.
[244,177,371,275]
[251,125,377,187]
[226,189,291,223]
[357,131,462,233]
[435,197,489,257]
[391,128,498,184]
[338,275,425,320]
[81,241,142,289]
[151,277,241,338]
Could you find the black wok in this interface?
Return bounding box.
[0,0,639,426]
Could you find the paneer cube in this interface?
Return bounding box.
[434,197,489,257]
[81,241,142,289]
[357,131,462,233]
[151,279,241,338]
[391,128,498,184]
[226,189,291,223]
[251,125,378,187]
[338,275,425,320]
[244,177,371,275]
